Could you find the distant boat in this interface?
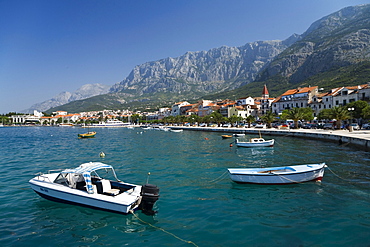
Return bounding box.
[78,131,96,138]
[221,135,233,139]
[59,123,74,127]
[233,133,245,137]
[228,163,326,184]
[170,129,183,132]
[92,119,130,127]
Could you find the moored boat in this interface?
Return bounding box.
[92,119,130,127]
[29,162,160,215]
[228,163,326,184]
[78,131,96,138]
[59,123,74,127]
[235,138,274,147]
[170,129,183,132]
[221,135,233,139]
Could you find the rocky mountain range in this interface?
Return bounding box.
[23,83,110,113]
[109,35,300,97]
[45,4,370,113]
[257,4,370,84]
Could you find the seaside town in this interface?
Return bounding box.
[5,83,370,129]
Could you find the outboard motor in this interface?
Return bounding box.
[139,184,160,215]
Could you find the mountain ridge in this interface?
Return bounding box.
[23,83,110,113]
[44,4,370,113]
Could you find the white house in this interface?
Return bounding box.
[171,101,190,116]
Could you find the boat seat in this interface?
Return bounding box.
[101,179,120,196]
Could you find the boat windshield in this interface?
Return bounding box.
[54,173,70,186]
[91,168,119,181]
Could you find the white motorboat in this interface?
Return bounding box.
[228,163,326,184]
[92,119,130,127]
[29,162,159,215]
[235,138,274,148]
[170,129,183,132]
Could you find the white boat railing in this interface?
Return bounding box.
[48,169,63,173]
[34,172,53,182]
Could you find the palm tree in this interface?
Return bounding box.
[362,106,370,120]
[209,111,224,127]
[245,115,255,128]
[228,115,243,127]
[281,108,306,129]
[328,106,351,129]
[261,111,277,128]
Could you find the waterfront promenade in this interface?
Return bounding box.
[173,125,370,151]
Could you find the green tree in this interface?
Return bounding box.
[209,111,224,127]
[261,111,277,128]
[317,109,332,120]
[328,106,351,129]
[245,115,255,128]
[346,100,369,119]
[189,115,200,125]
[281,108,309,129]
[228,115,243,126]
[174,115,187,125]
[131,114,141,124]
[362,106,370,120]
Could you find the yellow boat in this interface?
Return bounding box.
[221,135,233,139]
[78,131,96,138]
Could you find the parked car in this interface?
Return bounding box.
[349,123,360,130]
[323,123,334,130]
[303,123,315,129]
[255,123,266,128]
[272,122,282,128]
[362,123,370,129]
[223,123,231,127]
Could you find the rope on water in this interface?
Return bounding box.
[208,170,228,184]
[130,210,198,247]
[325,165,349,181]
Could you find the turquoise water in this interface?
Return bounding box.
[1,127,370,246]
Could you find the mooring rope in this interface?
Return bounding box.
[208,171,228,184]
[130,211,198,247]
[325,165,349,181]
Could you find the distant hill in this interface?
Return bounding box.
[46,4,370,113]
[24,83,110,113]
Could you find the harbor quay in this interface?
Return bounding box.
[171,126,370,151]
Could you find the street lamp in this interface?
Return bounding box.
[348,107,354,128]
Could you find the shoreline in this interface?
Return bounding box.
[171,126,370,151]
[3,124,370,151]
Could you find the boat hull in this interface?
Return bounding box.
[29,177,141,214]
[236,139,274,148]
[228,163,326,184]
[78,132,96,138]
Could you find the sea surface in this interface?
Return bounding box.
[1,126,370,246]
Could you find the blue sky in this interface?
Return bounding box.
[1,0,370,114]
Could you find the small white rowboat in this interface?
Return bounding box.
[228,163,326,184]
[235,138,274,148]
